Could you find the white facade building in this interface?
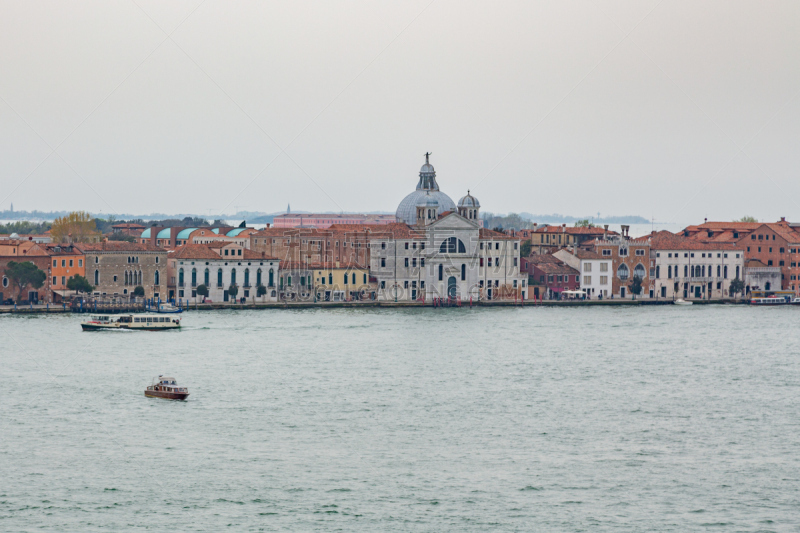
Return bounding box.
[168,242,280,303]
[553,248,612,297]
[649,231,745,299]
[370,158,526,302]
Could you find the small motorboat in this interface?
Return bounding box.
[81,314,180,331]
[674,299,693,306]
[145,376,189,400]
[155,302,183,314]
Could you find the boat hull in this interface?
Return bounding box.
[145,390,189,400]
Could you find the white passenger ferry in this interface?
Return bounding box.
[81,314,181,331]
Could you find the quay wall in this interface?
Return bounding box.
[0,299,748,314]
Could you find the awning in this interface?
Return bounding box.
[52,290,75,297]
[562,290,586,295]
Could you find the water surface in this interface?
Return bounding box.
[1,306,799,531]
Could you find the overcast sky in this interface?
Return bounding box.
[1,0,799,225]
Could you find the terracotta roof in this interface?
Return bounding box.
[572,249,604,260]
[534,261,579,275]
[169,244,278,261]
[479,228,517,240]
[527,253,562,264]
[169,244,222,260]
[534,225,611,235]
[746,259,768,268]
[76,242,163,252]
[649,230,741,251]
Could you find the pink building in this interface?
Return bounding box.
[272,213,396,229]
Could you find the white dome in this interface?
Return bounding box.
[397,191,455,224]
[458,191,480,208]
[395,153,456,224]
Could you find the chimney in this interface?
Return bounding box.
[603,224,608,240]
[704,217,707,223]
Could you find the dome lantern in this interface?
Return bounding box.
[457,190,480,221]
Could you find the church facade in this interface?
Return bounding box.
[369,155,527,302]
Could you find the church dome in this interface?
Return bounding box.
[458,191,480,208]
[395,153,455,224]
[417,193,439,207]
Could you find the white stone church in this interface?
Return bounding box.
[369,155,527,302]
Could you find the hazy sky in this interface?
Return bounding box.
[1,0,799,226]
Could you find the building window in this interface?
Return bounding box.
[404,258,409,267]
[155,270,160,285]
[602,250,611,256]
[438,264,443,281]
[633,264,645,279]
[461,264,466,281]
[94,270,99,284]
[617,264,629,281]
[381,258,386,267]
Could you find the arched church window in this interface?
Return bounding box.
[439,237,466,254]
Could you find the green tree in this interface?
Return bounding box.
[574,219,595,228]
[108,232,136,242]
[228,284,239,299]
[5,261,46,302]
[256,284,267,297]
[196,284,209,299]
[738,216,758,223]
[132,286,145,297]
[520,240,532,257]
[66,275,94,294]
[729,277,744,297]
[629,275,643,298]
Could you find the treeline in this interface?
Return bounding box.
[0,220,52,234]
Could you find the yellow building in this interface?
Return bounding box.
[312,262,373,301]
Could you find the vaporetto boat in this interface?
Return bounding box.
[81,314,181,331]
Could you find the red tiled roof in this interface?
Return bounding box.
[479,228,517,240]
[169,244,222,260]
[649,230,741,251]
[527,253,562,264]
[533,261,579,275]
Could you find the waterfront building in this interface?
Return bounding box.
[272,213,395,228]
[29,243,86,299]
[590,226,652,299]
[369,157,526,302]
[553,248,612,298]
[76,242,168,299]
[647,230,744,299]
[525,224,612,255]
[743,259,782,294]
[167,243,279,302]
[0,255,53,303]
[250,226,371,267]
[524,254,579,299]
[311,262,373,301]
[682,218,800,292]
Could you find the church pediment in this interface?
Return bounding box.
[429,212,479,231]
